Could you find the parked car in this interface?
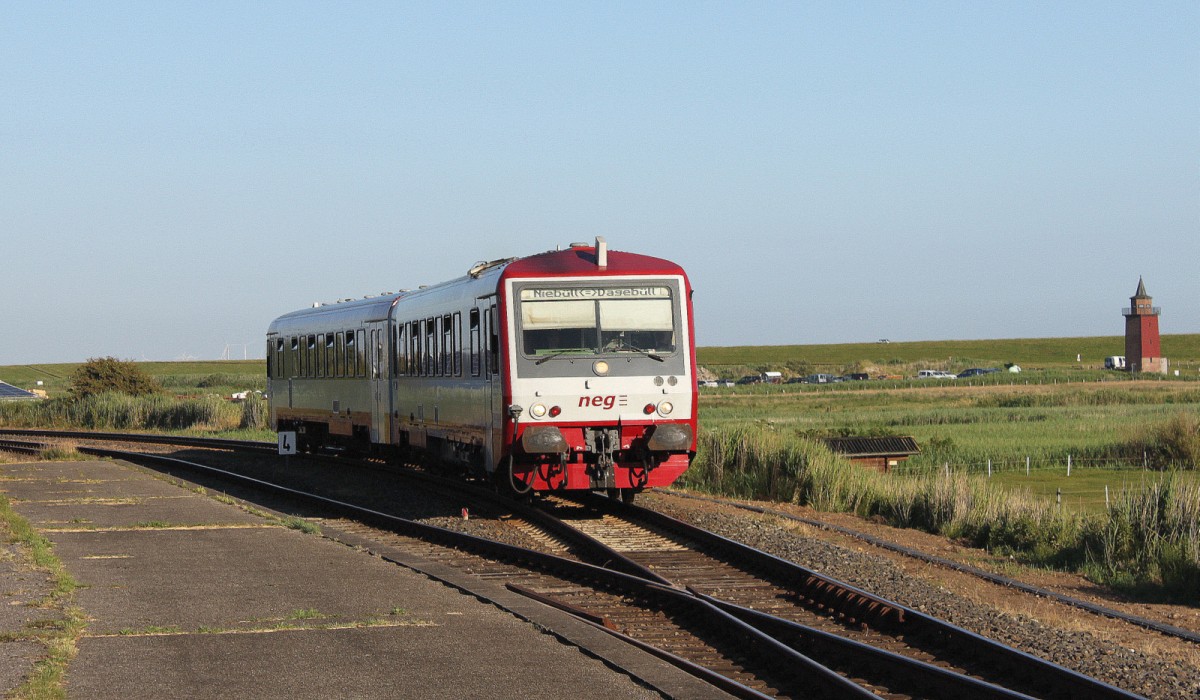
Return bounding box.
[736,375,762,385]
[802,373,836,384]
[846,373,870,381]
[917,370,957,379]
[957,368,999,378]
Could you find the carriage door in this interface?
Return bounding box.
[369,324,388,443]
[486,302,503,470]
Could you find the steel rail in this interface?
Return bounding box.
[0,430,1157,697]
[0,428,274,453]
[0,428,668,585]
[693,590,1038,700]
[575,493,1145,700]
[664,489,1200,645]
[505,582,875,700]
[57,444,875,698]
[0,438,47,456]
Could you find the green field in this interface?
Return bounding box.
[2,344,1197,596]
[991,467,1200,514]
[698,333,1200,377]
[1,360,265,398]
[3,341,1197,509]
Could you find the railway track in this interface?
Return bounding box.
[5,428,1189,649]
[0,430,1154,698]
[661,490,1200,646]
[0,434,860,697]
[536,492,1138,700]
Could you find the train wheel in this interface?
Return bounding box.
[607,488,636,505]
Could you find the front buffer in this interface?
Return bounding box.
[509,420,694,492]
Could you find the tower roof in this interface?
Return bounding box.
[1133,277,1149,299]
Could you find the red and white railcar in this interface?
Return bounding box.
[266,238,696,498]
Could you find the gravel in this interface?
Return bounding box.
[642,494,1199,700]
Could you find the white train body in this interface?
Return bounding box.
[266,240,697,493]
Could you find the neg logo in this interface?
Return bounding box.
[578,395,628,410]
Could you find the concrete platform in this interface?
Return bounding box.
[0,459,730,699]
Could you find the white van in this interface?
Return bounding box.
[917,370,956,379]
[1104,356,1126,370]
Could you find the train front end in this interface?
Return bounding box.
[499,240,697,496]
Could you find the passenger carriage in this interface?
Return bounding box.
[266,238,697,498]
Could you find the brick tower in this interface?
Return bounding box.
[1123,277,1168,374]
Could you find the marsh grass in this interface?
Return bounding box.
[1084,475,1200,594]
[701,381,1200,472]
[684,427,1200,599]
[0,392,271,437]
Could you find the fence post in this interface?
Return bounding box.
[1026,455,1030,476]
[1067,454,1072,477]
[1056,488,1061,509]
[944,462,949,478]
[987,458,992,477]
[1105,484,1110,508]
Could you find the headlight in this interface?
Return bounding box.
[530,404,548,419]
[658,401,674,416]
[592,360,609,376]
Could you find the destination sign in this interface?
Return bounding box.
[520,286,670,301]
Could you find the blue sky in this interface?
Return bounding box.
[3,2,1196,364]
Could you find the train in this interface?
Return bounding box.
[266,238,697,499]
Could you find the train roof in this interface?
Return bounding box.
[268,239,688,334]
[501,242,687,281]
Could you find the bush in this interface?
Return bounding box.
[0,393,246,433]
[1136,412,1200,468]
[69,358,161,399]
[239,394,268,430]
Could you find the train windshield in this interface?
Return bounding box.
[518,285,677,358]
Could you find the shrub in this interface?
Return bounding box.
[1135,412,1200,469]
[239,394,268,430]
[1082,474,1200,598]
[69,357,161,399]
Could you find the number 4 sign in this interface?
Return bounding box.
[278,431,297,456]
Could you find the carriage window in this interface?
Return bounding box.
[335,332,345,378]
[518,286,676,356]
[400,324,410,377]
[352,328,362,377]
[409,322,419,375]
[420,319,431,376]
[452,312,462,376]
[442,314,454,376]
